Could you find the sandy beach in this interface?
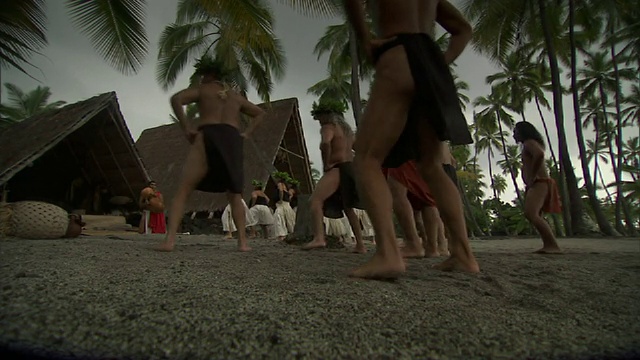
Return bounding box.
[0,234,638,359]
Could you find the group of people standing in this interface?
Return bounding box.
[156,0,563,281]
[220,177,297,240]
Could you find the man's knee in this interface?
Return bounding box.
[524,208,539,221]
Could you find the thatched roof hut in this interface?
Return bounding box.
[136,98,314,212]
[0,92,150,211]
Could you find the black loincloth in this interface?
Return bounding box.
[196,124,244,194]
[372,33,473,169]
[323,162,363,219]
[442,164,459,186]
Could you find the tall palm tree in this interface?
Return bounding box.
[621,84,640,139]
[473,89,523,206]
[585,139,614,205]
[307,65,352,108]
[461,0,586,235]
[568,0,618,236]
[474,121,504,201]
[492,174,508,199]
[156,0,285,102]
[486,52,539,122]
[0,83,66,123]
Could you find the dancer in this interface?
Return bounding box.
[302,107,366,254]
[513,121,563,254]
[274,175,296,240]
[249,180,275,239]
[354,208,375,241]
[345,0,479,278]
[138,181,166,234]
[157,56,265,252]
[383,161,440,258]
[222,199,257,239]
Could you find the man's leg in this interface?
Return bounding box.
[435,211,450,256]
[388,176,425,258]
[227,192,250,252]
[420,206,440,257]
[344,207,366,253]
[351,46,417,279]
[524,183,562,254]
[416,127,479,272]
[303,169,340,249]
[158,133,208,251]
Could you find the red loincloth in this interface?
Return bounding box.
[530,178,562,214]
[382,161,436,210]
[149,212,166,234]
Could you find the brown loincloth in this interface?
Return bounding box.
[196,124,244,194]
[527,178,562,214]
[383,160,436,210]
[372,33,473,169]
[323,162,364,219]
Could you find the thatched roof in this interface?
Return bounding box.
[0,92,150,200]
[136,97,314,212]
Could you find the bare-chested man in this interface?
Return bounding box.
[157,56,266,252]
[345,0,479,278]
[303,107,366,254]
[514,121,563,254]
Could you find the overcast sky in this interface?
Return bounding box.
[3,0,632,203]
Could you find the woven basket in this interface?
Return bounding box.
[5,201,69,239]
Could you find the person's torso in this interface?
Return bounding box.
[327,124,354,164]
[375,0,438,38]
[196,82,243,129]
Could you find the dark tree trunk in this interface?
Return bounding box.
[292,194,313,237]
[569,0,618,236]
[538,0,586,235]
[495,111,524,207]
[348,27,362,126]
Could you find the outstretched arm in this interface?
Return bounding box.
[170,87,200,132]
[320,125,335,171]
[436,0,473,64]
[240,97,266,137]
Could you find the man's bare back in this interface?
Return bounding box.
[375,0,437,38]
[322,122,354,169]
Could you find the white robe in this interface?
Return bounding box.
[249,204,275,225]
[274,201,296,237]
[222,200,256,232]
[355,208,374,237]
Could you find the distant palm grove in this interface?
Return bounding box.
[1,0,638,237]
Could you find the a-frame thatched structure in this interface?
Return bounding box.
[0,92,150,210]
[135,98,313,212]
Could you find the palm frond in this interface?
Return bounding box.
[0,0,47,76]
[274,0,342,17]
[66,0,149,75]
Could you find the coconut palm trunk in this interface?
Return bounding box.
[495,111,523,207]
[538,0,586,235]
[569,0,617,236]
[348,27,363,125]
[609,40,637,235]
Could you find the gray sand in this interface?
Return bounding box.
[1,235,639,359]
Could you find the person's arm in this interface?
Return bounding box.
[344,0,372,59]
[170,87,200,132]
[524,140,545,184]
[250,193,257,207]
[436,0,473,65]
[320,125,335,172]
[240,97,266,137]
[263,192,270,203]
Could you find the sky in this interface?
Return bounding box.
[3,0,633,203]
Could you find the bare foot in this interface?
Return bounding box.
[349,252,406,280]
[433,255,480,273]
[225,234,233,240]
[351,245,367,254]
[401,245,425,258]
[155,240,175,252]
[302,239,326,250]
[438,248,450,257]
[533,247,563,254]
[424,251,440,258]
[238,245,252,252]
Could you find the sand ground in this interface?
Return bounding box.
[0,234,639,359]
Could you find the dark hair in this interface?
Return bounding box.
[193,55,229,79]
[514,121,545,149]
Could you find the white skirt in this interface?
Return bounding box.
[274,201,296,237]
[222,200,256,232]
[323,217,350,237]
[355,208,374,237]
[341,216,354,238]
[249,204,275,225]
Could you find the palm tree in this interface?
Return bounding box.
[0,83,66,124]
[156,0,286,102]
[569,0,618,236]
[461,0,587,235]
[585,139,614,206]
[473,89,523,206]
[492,174,508,199]
[497,145,522,180]
[474,120,503,201]
[307,65,352,109]
[1,0,148,77]
[621,84,640,139]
